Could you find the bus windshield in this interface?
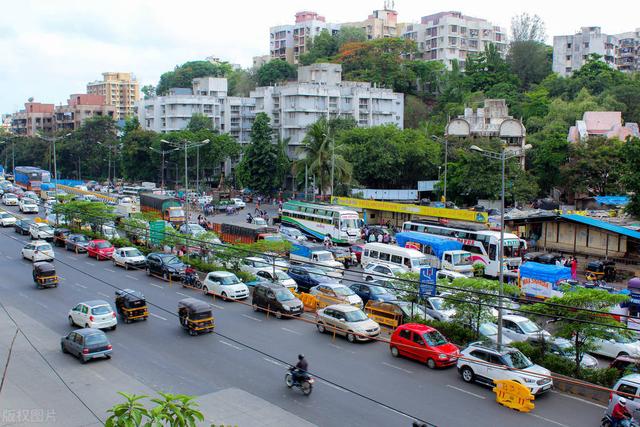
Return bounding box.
[340,218,359,229]
[411,257,430,267]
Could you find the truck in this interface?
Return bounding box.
[290,243,344,278]
[114,196,139,217]
[139,193,185,224]
[519,261,572,301]
[395,231,474,277]
[218,223,279,244]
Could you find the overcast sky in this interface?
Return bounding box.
[1,0,638,115]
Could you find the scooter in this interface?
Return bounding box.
[601,413,640,427]
[284,367,314,396]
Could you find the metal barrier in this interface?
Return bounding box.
[292,292,318,311]
[364,301,402,329]
[57,184,117,203]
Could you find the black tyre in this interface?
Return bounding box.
[317,322,326,333]
[390,346,399,357]
[461,366,474,383]
[68,316,75,327]
[347,332,356,343]
[426,359,436,369]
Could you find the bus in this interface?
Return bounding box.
[14,166,51,191]
[401,220,522,278]
[280,201,360,244]
[361,243,430,273]
[121,185,147,196]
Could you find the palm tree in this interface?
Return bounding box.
[294,118,352,196]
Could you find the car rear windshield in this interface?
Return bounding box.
[344,310,368,322]
[424,330,448,346]
[96,242,112,249]
[85,334,107,345]
[75,235,89,242]
[91,305,112,315]
[37,244,52,251]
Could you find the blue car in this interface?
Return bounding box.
[60,328,112,363]
[349,283,397,305]
[287,265,339,293]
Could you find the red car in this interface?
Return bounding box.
[87,239,114,260]
[350,244,365,264]
[389,323,459,369]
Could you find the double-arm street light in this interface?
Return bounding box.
[37,132,71,199]
[149,146,180,193]
[469,143,531,350]
[431,135,449,203]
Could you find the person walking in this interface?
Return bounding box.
[571,257,578,280]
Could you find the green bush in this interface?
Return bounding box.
[415,319,477,347]
[109,237,133,248]
[580,367,620,388]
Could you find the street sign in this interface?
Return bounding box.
[149,220,165,245]
[419,267,438,298]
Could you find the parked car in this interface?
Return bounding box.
[251,282,303,318]
[254,268,297,291]
[362,262,406,282]
[279,226,307,242]
[457,342,553,395]
[390,323,459,369]
[350,282,396,305]
[60,328,112,363]
[86,239,115,260]
[19,197,38,213]
[53,228,71,247]
[23,191,39,202]
[21,241,55,262]
[501,314,551,343]
[14,218,35,235]
[436,270,468,283]
[240,256,272,274]
[29,223,54,241]
[310,283,363,308]
[287,265,340,293]
[68,300,117,330]
[606,374,640,424]
[179,223,207,237]
[316,304,381,343]
[547,337,598,369]
[2,193,18,206]
[477,322,513,346]
[0,212,16,227]
[230,198,246,209]
[202,271,249,300]
[258,254,290,271]
[423,295,456,321]
[591,331,640,359]
[146,253,186,280]
[65,234,90,253]
[112,247,147,270]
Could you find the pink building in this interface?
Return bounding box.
[10,102,55,136]
[567,111,639,142]
[55,94,115,131]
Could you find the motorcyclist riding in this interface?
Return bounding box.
[292,354,308,385]
[611,397,632,427]
[184,265,198,287]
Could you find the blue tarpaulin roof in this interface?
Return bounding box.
[520,262,572,283]
[595,196,629,206]
[395,231,462,258]
[561,214,640,240]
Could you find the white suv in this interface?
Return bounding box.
[202,271,249,300]
[457,342,553,395]
[30,223,54,240]
[19,198,38,213]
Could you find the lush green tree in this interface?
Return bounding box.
[465,44,520,94]
[334,27,367,49]
[53,200,115,226]
[507,41,552,90]
[235,113,280,194]
[156,60,233,95]
[299,29,338,65]
[606,79,640,124]
[404,95,429,129]
[528,122,570,194]
[567,54,626,96]
[227,68,257,96]
[561,137,625,195]
[186,113,214,132]
[527,287,627,376]
[623,137,640,216]
[120,128,158,182]
[510,13,547,42]
[140,85,155,99]
[256,60,297,86]
[106,391,204,427]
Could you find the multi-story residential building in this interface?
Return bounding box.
[223,97,256,144]
[341,7,402,40]
[54,94,115,131]
[552,27,618,76]
[87,72,140,120]
[270,11,340,65]
[402,11,508,70]
[1,114,11,131]
[251,63,404,158]
[615,29,640,72]
[10,102,55,136]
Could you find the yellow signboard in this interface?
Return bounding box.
[492,380,535,412]
[331,197,488,223]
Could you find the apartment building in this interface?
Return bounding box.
[270,11,340,65]
[402,11,508,70]
[55,94,115,131]
[616,29,640,72]
[10,102,55,136]
[87,72,140,120]
[552,27,618,76]
[341,7,402,40]
[251,63,403,158]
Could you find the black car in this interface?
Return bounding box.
[146,253,186,280]
[60,328,112,363]
[53,228,71,247]
[252,282,303,318]
[14,219,35,235]
[65,234,90,253]
[287,265,339,293]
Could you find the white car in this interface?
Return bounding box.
[2,193,18,206]
[362,262,405,281]
[591,331,640,359]
[19,198,38,213]
[316,304,381,342]
[423,295,456,321]
[21,241,55,262]
[0,212,16,227]
[309,283,363,308]
[436,270,468,283]
[29,223,54,240]
[501,314,552,343]
[254,268,298,291]
[179,223,207,237]
[23,191,39,202]
[548,337,598,369]
[203,271,249,300]
[68,300,117,330]
[231,198,246,209]
[112,247,147,270]
[279,226,307,241]
[240,257,272,274]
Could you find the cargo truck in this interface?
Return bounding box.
[218,223,279,244]
[139,193,185,225]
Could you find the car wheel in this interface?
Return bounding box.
[202,286,209,295]
[124,263,129,271]
[105,355,111,360]
[276,310,282,319]
[111,325,116,331]
[162,271,168,281]
[252,303,259,312]
[426,359,437,369]
[365,276,373,281]
[461,366,474,383]
[317,322,326,333]
[347,332,356,343]
[61,343,67,354]
[390,346,399,358]
[221,292,228,301]
[85,324,90,328]
[80,357,88,364]
[68,316,75,327]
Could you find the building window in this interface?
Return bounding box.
[450,25,457,33]
[565,67,572,73]
[566,55,571,61]
[584,42,589,48]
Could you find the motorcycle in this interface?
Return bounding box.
[285,367,314,396]
[601,413,640,427]
[181,271,203,289]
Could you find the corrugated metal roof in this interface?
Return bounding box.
[561,214,640,240]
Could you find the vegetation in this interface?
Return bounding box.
[105,391,204,427]
[255,59,297,86]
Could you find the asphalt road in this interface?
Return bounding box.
[0,203,607,427]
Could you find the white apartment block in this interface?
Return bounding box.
[552,27,618,76]
[250,63,403,158]
[402,11,507,70]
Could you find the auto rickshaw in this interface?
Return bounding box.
[32,261,58,289]
[585,260,616,282]
[178,298,214,336]
[115,289,149,323]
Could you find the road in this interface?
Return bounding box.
[0,203,606,427]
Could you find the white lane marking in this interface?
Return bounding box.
[149,313,167,321]
[6,255,14,260]
[176,291,189,297]
[98,292,110,298]
[328,343,343,350]
[105,268,116,273]
[84,261,93,266]
[549,390,607,408]
[281,327,302,335]
[241,314,263,322]
[445,385,486,400]
[211,303,225,310]
[263,357,287,367]
[318,379,347,393]
[149,283,162,289]
[18,292,28,298]
[74,283,87,289]
[219,340,242,350]
[35,301,48,309]
[125,274,139,281]
[382,362,413,374]
[526,413,569,427]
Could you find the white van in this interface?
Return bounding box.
[361,243,430,273]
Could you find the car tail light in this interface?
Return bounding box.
[112,312,116,318]
[107,344,112,350]
[89,316,94,321]
[82,348,89,354]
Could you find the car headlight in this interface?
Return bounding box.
[521,376,536,384]
[282,306,291,311]
[438,354,448,360]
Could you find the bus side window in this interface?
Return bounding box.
[379,252,390,262]
[391,255,403,265]
[370,251,379,259]
[403,258,411,269]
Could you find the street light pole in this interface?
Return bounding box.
[431,135,449,203]
[149,146,179,193]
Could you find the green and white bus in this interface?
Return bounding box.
[281,201,360,244]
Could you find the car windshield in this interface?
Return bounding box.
[39,225,53,232]
[163,256,181,265]
[37,244,52,251]
[340,218,359,229]
[91,305,112,315]
[479,323,498,336]
[264,235,283,242]
[84,334,107,345]
[452,253,472,266]
[75,235,89,243]
[275,289,295,301]
[220,275,241,285]
[424,330,448,346]
[503,351,534,369]
[344,309,368,322]
[317,253,333,262]
[96,242,112,249]
[613,333,636,343]
[370,286,390,295]
[334,286,355,297]
[124,249,142,257]
[274,271,290,280]
[411,257,430,267]
[518,319,541,333]
[429,297,445,310]
[287,228,302,236]
[252,260,270,268]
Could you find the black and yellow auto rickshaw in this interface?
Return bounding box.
[115,289,149,323]
[178,298,214,336]
[586,260,617,282]
[32,261,58,289]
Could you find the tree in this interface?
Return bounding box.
[186,113,214,132]
[299,29,338,65]
[527,287,628,376]
[528,122,570,194]
[404,95,429,128]
[53,200,115,226]
[567,54,626,96]
[120,128,158,182]
[105,391,204,427]
[256,60,297,86]
[622,137,640,216]
[227,68,257,96]
[510,13,546,42]
[334,27,367,49]
[140,85,155,99]
[507,41,552,89]
[561,137,625,195]
[464,44,520,94]
[235,113,280,194]
[156,60,233,95]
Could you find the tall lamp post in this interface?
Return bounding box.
[149,146,179,193]
[37,133,71,199]
[431,135,449,203]
[470,143,531,350]
[0,135,17,176]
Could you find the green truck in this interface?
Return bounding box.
[140,193,185,225]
